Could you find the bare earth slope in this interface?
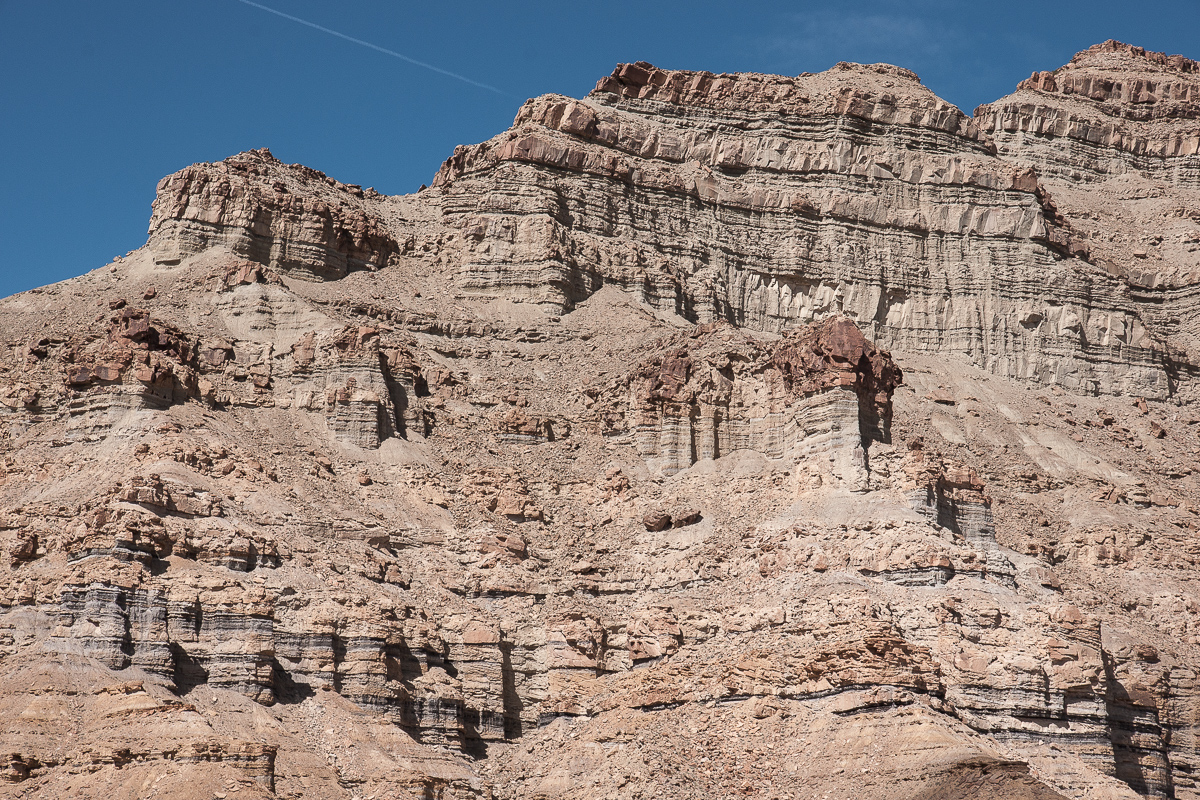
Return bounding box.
[4,41,1200,800]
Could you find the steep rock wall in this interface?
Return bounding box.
[148,149,401,280]
[614,317,900,484]
[431,62,1171,397]
[977,41,1200,383]
[976,41,1200,188]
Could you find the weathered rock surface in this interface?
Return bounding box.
[977,41,1200,188]
[429,59,1171,399]
[4,40,1200,800]
[611,317,901,480]
[977,41,1200,372]
[148,150,403,280]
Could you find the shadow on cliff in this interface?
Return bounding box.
[271,660,317,704]
[500,638,524,740]
[904,758,1072,799]
[168,643,208,695]
[1102,650,1174,799]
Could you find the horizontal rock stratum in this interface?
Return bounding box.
[3,40,1200,800]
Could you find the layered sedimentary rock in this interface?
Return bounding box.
[977,41,1200,373]
[148,149,402,280]
[976,41,1200,188]
[6,39,1200,800]
[428,60,1169,399]
[613,317,900,481]
[8,281,428,451]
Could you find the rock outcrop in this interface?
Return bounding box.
[430,60,1170,399]
[5,40,1200,800]
[148,149,402,280]
[976,41,1200,188]
[977,41,1200,374]
[613,317,901,481]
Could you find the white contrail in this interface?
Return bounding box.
[234,0,515,97]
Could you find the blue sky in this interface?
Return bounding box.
[2,1,1197,297]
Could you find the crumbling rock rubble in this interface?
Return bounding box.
[3,40,1200,800]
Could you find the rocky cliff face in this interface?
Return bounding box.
[976,40,1200,374]
[977,41,1200,188]
[427,59,1174,399]
[3,40,1200,800]
[612,317,901,482]
[148,151,403,280]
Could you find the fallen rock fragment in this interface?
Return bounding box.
[643,510,672,531]
[671,508,701,528]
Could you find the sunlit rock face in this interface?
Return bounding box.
[148,149,401,280]
[431,58,1178,399]
[5,41,1200,800]
[977,40,1200,188]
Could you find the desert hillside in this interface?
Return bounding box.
[3,40,1200,800]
